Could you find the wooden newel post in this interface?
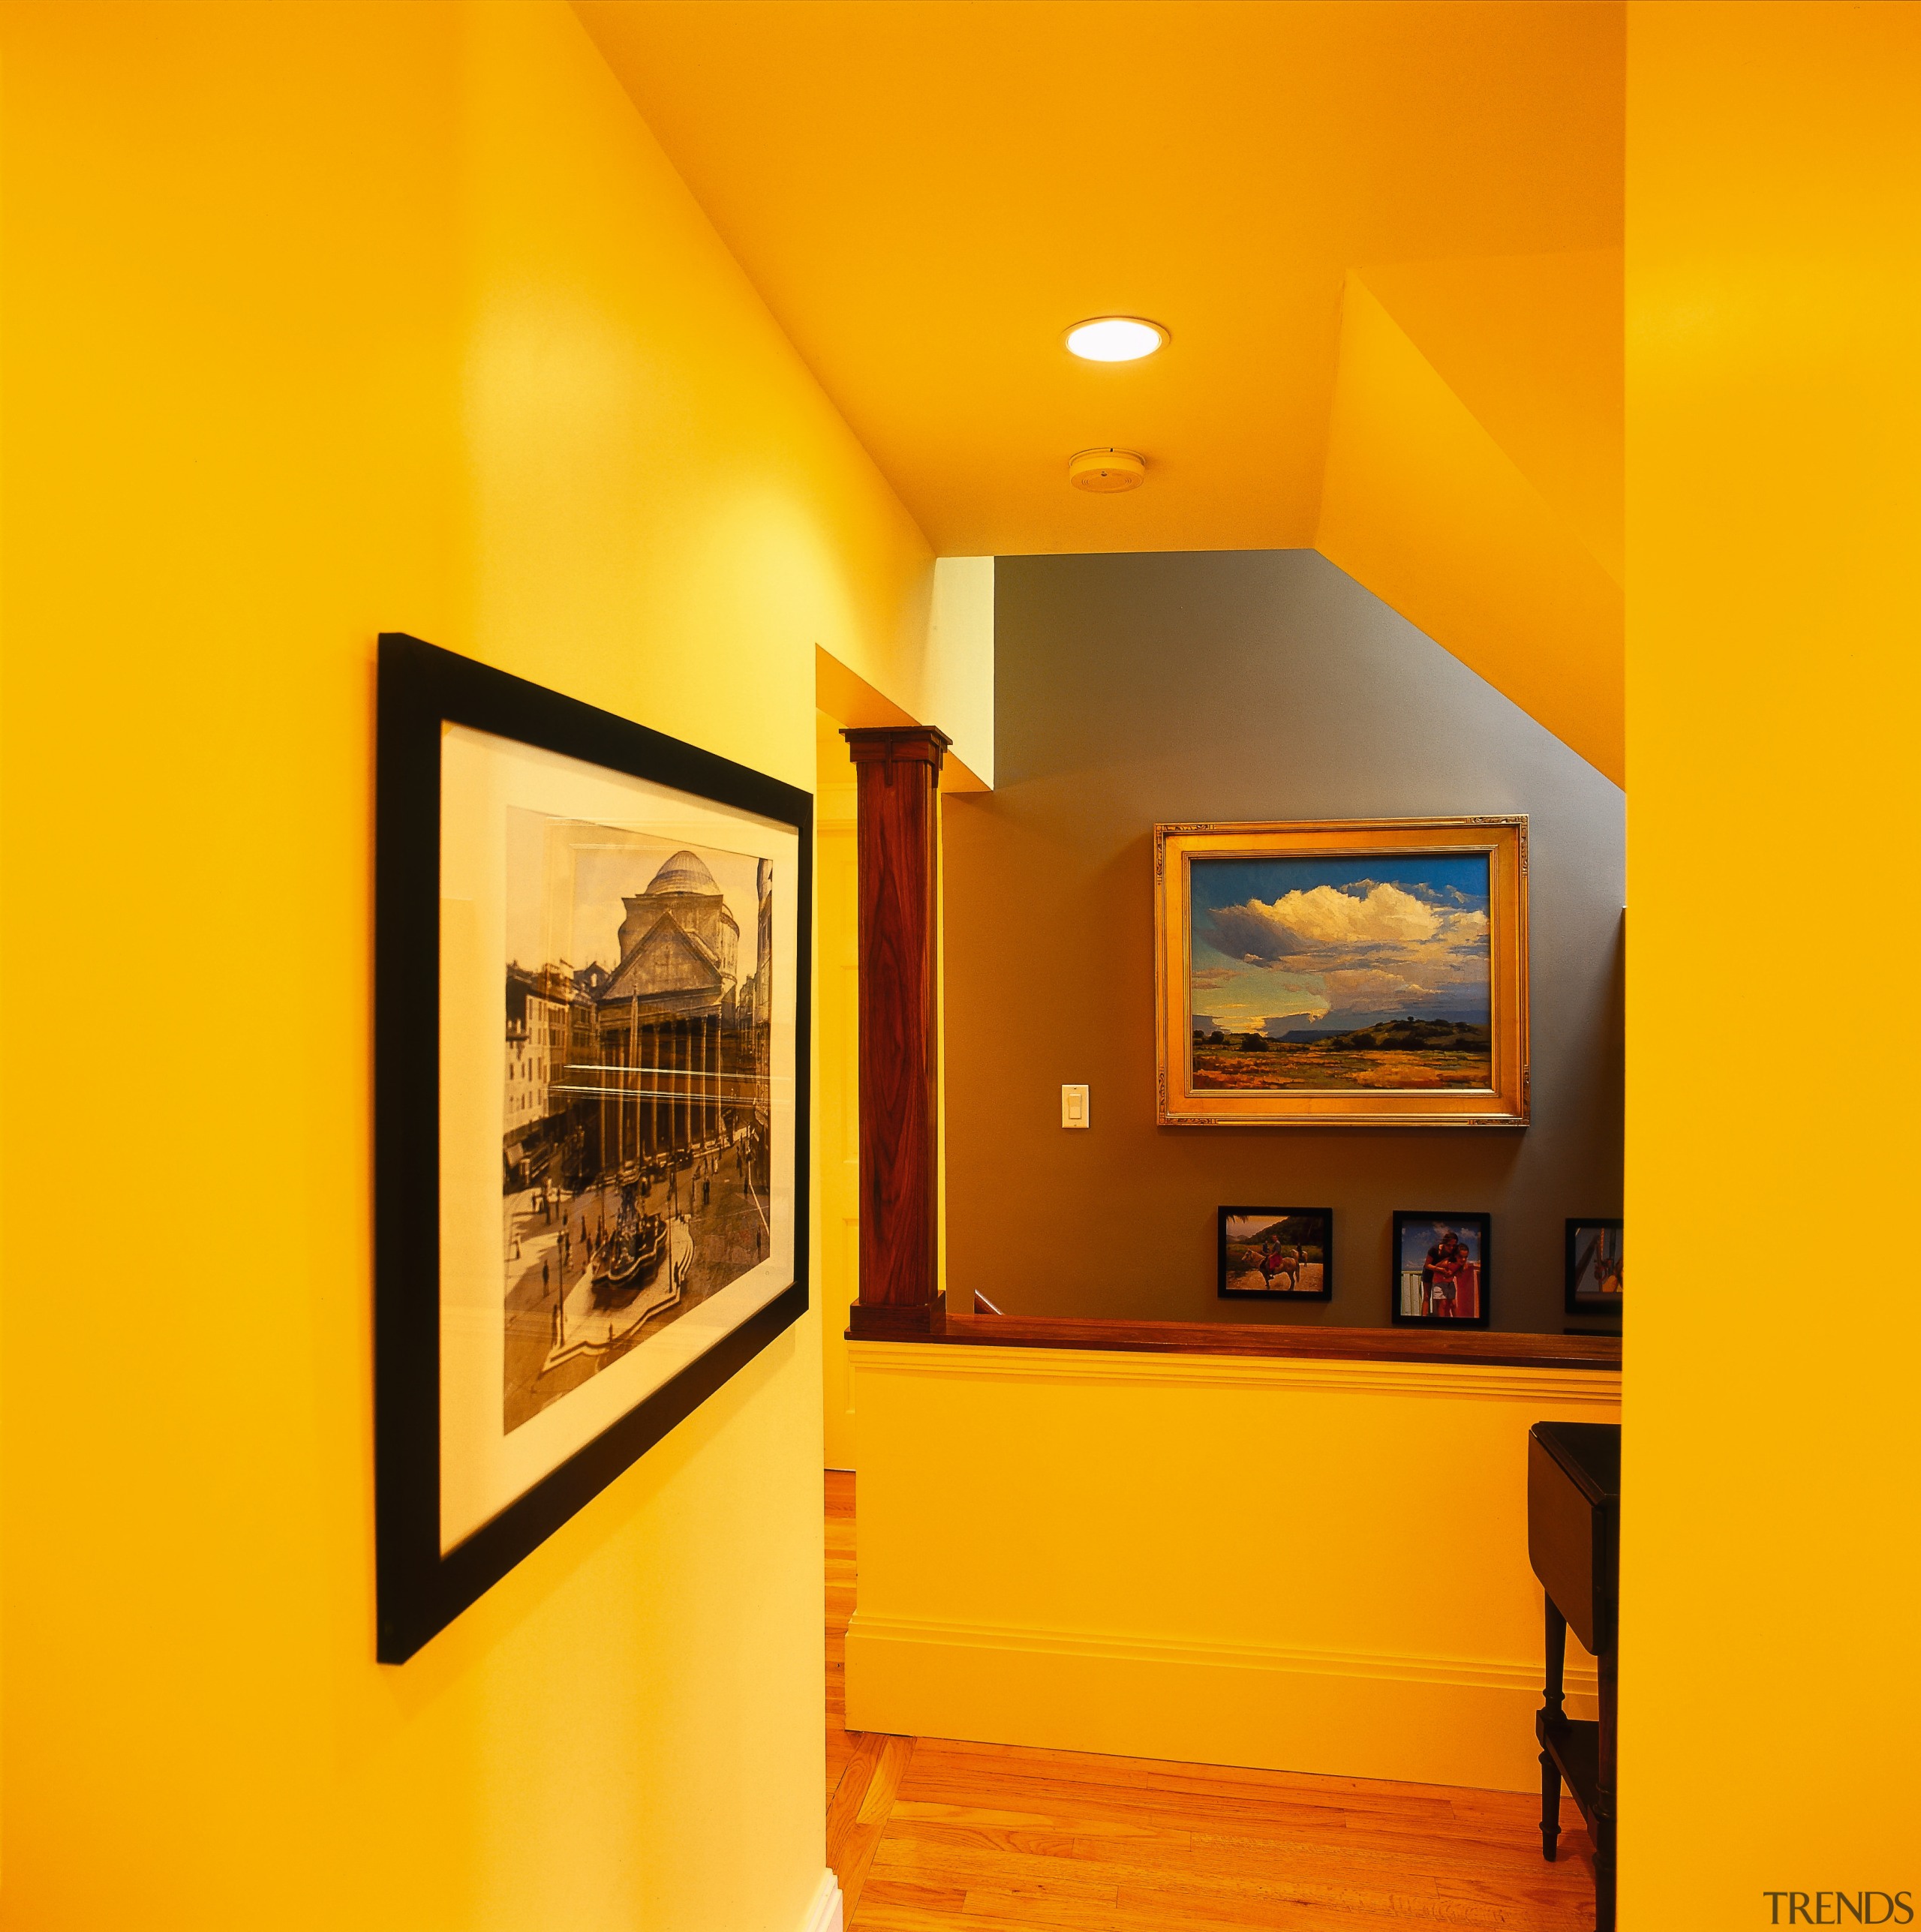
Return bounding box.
[843,724,951,1336]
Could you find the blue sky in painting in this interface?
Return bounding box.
[1189,852,1491,1038]
[1191,853,1489,915]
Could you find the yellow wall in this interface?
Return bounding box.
[0,4,948,1926]
[846,1343,1619,1792]
[1624,4,1921,1920]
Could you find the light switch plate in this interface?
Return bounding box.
[1061,1083,1090,1128]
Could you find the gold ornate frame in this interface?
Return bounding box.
[1154,817,1529,1128]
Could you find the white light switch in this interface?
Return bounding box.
[1061,1083,1090,1128]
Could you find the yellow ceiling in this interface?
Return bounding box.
[1362,250,1622,585]
[576,0,1624,777]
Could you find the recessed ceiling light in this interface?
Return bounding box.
[1065,317,1168,363]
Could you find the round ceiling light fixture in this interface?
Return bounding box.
[1068,447,1147,493]
[1065,316,1168,362]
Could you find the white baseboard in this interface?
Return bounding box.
[854,1610,1598,1698]
[798,1868,843,1932]
[848,1612,1597,1793]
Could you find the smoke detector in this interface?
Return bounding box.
[1068,448,1147,493]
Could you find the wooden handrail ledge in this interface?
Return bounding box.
[847,1309,1621,1372]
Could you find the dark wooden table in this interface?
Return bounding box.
[1528,1420,1619,1932]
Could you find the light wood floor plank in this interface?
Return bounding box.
[862,1876,970,1918]
[837,1734,917,1922]
[891,1801,1193,1845]
[903,1753,1463,1822]
[870,1821,1593,1924]
[913,1738,1468,1813]
[830,1733,888,1871]
[826,1469,858,1799]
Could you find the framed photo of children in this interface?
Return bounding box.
[1392,1212,1491,1327]
[1565,1218,1623,1316]
[374,634,811,1664]
[1218,1207,1334,1300]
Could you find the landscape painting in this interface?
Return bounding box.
[1219,1207,1333,1300]
[1189,851,1491,1090]
[1154,820,1529,1127]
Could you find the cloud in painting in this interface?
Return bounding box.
[1192,879,1490,1031]
[1319,966,1446,1008]
[1186,966,1330,1035]
[1207,881,1483,961]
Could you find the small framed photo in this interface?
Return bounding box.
[1565,1218,1623,1315]
[1219,1208,1334,1300]
[1393,1212,1491,1327]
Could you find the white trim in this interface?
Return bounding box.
[849,1339,1622,1405]
[927,556,994,787]
[849,1609,1598,1701]
[797,1868,843,1932]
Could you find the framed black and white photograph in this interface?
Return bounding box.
[1565,1218,1623,1317]
[1392,1211,1492,1327]
[1217,1207,1334,1299]
[376,634,810,1662]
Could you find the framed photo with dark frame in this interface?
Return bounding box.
[1565,1218,1623,1317]
[1218,1207,1334,1300]
[1392,1211,1492,1327]
[375,634,811,1663]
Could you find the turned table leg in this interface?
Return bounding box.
[1538,1596,1567,1861]
[1593,1642,1617,1931]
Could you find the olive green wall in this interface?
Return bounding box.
[942,550,1623,1333]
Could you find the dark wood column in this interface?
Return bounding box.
[843,724,951,1335]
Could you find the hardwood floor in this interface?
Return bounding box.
[827,1470,858,1800]
[824,1469,1600,1930]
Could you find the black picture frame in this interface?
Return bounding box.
[374,633,812,1663]
[1217,1206,1335,1300]
[1390,1211,1493,1328]
[1565,1217,1624,1318]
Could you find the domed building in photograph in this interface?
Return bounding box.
[576,847,759,1180]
